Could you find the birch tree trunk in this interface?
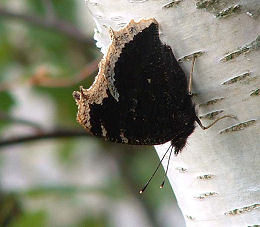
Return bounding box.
[85,0,260,226]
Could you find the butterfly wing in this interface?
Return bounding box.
[74,19,196,145]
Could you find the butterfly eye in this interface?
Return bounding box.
[73,91,81,102]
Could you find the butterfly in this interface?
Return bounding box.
[73,18,198,153]
[73,18,233,192]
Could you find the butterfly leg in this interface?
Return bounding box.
[195,115,237,130]
[188,55,196,96]
[188,56,237,129]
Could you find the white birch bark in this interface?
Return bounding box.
[85,0,260,226]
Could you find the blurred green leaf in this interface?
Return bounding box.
[24,185,93,197]
[27,0,76,23]
[58,139,76,162]
[9,210,47,227]
[52,0,77,23]
[0,26,13,74]
[0,91,16,131]
[0,193,23,227]
[77,215,110,227]
[0,91,15,112]
[26,29,77,68]
[26,0,45,15]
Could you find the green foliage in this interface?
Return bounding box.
[0,92,15,112]
[0,92,16,131]
[58,139,77,162]
[52,0,77,23]
[26,0,46,16]
[77,215,110,227]
[0,33,11,67]
[27,0,77,23]
[9,211,47,227]
[0,193,23,227]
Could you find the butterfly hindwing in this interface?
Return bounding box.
[74,19,196,147]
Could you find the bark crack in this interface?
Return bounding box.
[224,203,260,216]
[220,35,260,62]
[219,119,257,134]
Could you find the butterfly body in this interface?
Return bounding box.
[73,19,196,154]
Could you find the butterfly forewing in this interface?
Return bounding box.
[79,21,196,145]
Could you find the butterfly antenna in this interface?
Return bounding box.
[160,146,174,189]
[139,145,172,194]
[195,115,237,130]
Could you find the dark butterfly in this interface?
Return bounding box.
[74,18,197,152]
[73,18,233,192]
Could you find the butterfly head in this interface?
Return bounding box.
[72,86,91,131]
[73,86,85,105]
[73,91,81,104]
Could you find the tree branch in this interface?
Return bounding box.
[0,59,99,92]
[0,7,94,45]
[0,111,44,131]
[0,129,90,148]
[29,59,99,87]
